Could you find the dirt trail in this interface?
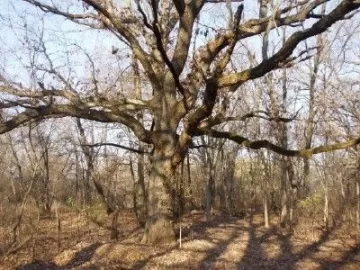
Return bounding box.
[2,212,360,269]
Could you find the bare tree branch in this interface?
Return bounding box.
[0,104,150,143]
[199,128,360,158]
[200,109,300,129]
[82,142,149,154]
[183,0,359,135]
[217,1,359,88]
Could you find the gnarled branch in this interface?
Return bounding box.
[199,128,360,158]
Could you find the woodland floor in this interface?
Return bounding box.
[1,208,360,270]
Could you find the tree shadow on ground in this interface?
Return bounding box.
[193,214,359,270]
[178,214,240,239]
[16,242,102,270]
[236,215,360,269]
[131,245,178,269]
[14,214,360,269]
[319,244,360,269]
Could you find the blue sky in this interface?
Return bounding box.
[1,0,359,150]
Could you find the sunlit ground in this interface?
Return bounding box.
[1,209,359,270]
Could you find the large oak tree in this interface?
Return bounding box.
[1,0,360,244]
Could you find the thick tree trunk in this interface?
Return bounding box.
[141,150,176,245]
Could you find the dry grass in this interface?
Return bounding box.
[1,207,360,270]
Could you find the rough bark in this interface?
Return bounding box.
[141,147,178,245]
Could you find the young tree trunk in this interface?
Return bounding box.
[177,162,185,219]
[186,153,194,212]
[302,6,324,197]
[322,136,330,228]
[322,159,329,228]
[356,167,359,229]
[141,149,177,245]
[280,158,289,228]
[83,169,92,206]
[76,119,94,206]
[132,53,147,227]
[249,160,256,214]
[263,191,269,228]
[324,185,329,228]
[259,152,270,228]
[206,173,215,221]
[288,161,297,226]
[224,156,237,216]
[131,148,147,227]
[260,1,272,227]
[110,210,120,240]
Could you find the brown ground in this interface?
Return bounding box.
[1,208,360,270]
